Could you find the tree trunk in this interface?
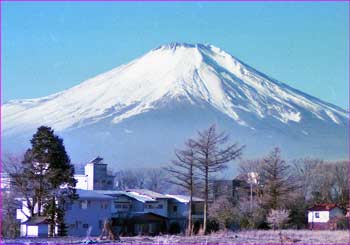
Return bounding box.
[203,165,208,234]
[188,193,193,236]
[187,163,193,236]
[49,197,56,237]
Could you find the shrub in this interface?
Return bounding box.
[266,209,290,229]
[336,217,349,230]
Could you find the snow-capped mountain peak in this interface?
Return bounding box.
[3,43,347,136]
[2,43,348,168]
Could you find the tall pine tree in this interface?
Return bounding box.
[260,148,295,210]
[23,126,77,236]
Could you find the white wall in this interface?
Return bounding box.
[1,176,11,190]
[16,200,39,223]
[85,164,94,190]
[27,226,38,237]
[75,175,88,190]
[20,224,27,237]
[308,211,329,223]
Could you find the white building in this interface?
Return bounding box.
[16,159,204,237]
[1,173,12,192]
[21,217,50,238]
[75,156,115,190]
[308,204,344,230]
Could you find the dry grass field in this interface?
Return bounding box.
[2,230,350,244]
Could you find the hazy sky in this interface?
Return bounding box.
[2,2,349,108]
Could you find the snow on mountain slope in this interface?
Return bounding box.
[2,43,348,170]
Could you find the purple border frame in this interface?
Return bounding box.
[0,0,349,245]
[2,0,350,1]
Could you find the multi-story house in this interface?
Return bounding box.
[16,159,204,237]
[75,156,115,190]
[64,189,113,236]
[166,194,204,233]
[96,189,204,235]
[17,189,114,237]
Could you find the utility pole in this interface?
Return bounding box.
[250,181,253,212]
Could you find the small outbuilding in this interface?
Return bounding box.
[308,204,345,230]
[21,216,51,237]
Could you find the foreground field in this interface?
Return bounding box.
[3,230,350,244]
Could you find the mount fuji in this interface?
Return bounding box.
[2,43,348,173]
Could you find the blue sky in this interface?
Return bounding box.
[2,2,349,108]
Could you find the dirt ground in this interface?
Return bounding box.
[2,230,350,244]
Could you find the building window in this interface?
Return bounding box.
[315,212,320,218]
[83,224,89,228]
[101,201,109,209]
[158,204,163,209]
[80,201,87,209]
[80,200,91,209]
[75,220,81,228]
[173,206,177,212]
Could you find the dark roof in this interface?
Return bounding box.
[89,156,104,164]
[308,204,340,211]
[22,216,49,225]
[128,212,167,220]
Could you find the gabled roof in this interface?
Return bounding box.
[95,190,155,203]
[127,189,169,199]
[96,189,204,204]
[76,189,113,200]
[165,194,204,203]
[128,211,168,219]
[308,204,341,211]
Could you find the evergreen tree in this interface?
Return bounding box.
[260,148,294,211]
[23,126,77,236]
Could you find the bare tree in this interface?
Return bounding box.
[1,191,20,238]
[294,160,337,206]
[330,161,349,210]
[292,158,322,202]
[2,154,38,218]
[116,168,169,193]
[191,125,244,234]
[164,140,197,235]
[145,168,168,193]
[115,169,147,190]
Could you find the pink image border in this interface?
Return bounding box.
[0,0,349,244]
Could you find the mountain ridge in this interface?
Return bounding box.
[2,43,348,171]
